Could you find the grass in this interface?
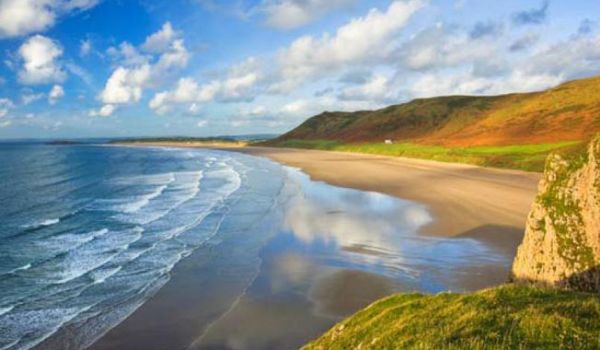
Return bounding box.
[302,284,600,350]
[274,139,583,172]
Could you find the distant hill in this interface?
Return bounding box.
[274,75,600,146]
[265,76,600,171]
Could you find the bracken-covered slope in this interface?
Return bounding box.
[274,75,600,147]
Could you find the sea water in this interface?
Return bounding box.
[0,144,511,350]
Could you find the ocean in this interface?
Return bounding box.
[0,144,512,350]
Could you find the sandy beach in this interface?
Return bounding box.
[238,147,541,247]
[128,143,541,251]
[72,143,542,350]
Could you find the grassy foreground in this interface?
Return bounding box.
[302,285,600,350]
[274,140,583,172]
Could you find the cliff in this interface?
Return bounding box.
[512,136,600,292]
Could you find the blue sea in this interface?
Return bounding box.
[0,144,512,350]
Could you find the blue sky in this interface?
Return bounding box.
[0,0,598,139]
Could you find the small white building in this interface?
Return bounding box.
[384,139,393,144]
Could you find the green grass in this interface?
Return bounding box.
[302,284,600,350]
[273,140,583,172]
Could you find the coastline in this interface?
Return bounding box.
[118,142,541,252]
[78,143,536,350]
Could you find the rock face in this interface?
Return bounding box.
[512,136,600,292]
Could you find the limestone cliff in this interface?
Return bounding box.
[512,136,600,292]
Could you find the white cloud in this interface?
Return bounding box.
[0,120,11,128]
[48,84,64,104]
[100,65,150,104]
[338,74,394,102]
[259,0,357,29]
[400,25,503,74]
[107,42,150,67]
[79,39,92,57]
[149,57,261,113]
[154,39,190,70]
[522,34,600,80]
[273,0,424,91]
[0,98,14,118]
[0,0,99,38]
[18,35,66,85]
[89,104,116,117]
[196,120,208,127]
[142,22,179,53]
[21,91,45,105]
[98,23,190,109]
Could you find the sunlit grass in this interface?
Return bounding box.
[302,284,600,350]
[274,140,583,172]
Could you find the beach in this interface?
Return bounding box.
[4,143,540,350]
[129,143,541,252]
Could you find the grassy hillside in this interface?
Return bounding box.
[274,139,584,172]
[266,75,600,171]
[302,284,600,350]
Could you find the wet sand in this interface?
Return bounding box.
[234,147,540,249]
[130,143,540,251]
[94,143,541,350]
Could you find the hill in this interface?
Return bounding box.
[266,75,600,171]
[302,284,600,350]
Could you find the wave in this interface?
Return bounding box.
[20,218,59,230]
[119,184,169,214]
[31,227,143,285]
[112,170,204,225]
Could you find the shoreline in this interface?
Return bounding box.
[114,142,541,252]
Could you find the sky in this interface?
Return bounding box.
[0,0,599,139]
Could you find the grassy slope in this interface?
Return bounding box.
[274,139,584,172]
[302,285,600,350]
[266,76,600,171]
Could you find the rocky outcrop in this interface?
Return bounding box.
[512,136,600,292]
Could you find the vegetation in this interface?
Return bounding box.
[264,75,600,170]
[302,284,600,350]
[537,136,598,271]
[274,139,583,172]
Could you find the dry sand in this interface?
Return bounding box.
[237,147,541,250]
[119,143,542,251]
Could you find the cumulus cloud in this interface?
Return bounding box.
[398,24,508,78]
[89,104,116,117]
[338,74,395,102]
[96,22,190,115]
[18,35,66,85]
[0,0,99,38]
[149,57,261,114]
[48,84,64,104]
[522,33,600,80]
[100,65,150,104]
[512,0,549,26]
[273,0,423,91]
[142,22,179,53]
[107,42,150,67]
[259,0,357,29]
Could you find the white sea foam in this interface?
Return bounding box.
[0,306,13,316]
[114,170,204,225]
[35,227,143,284]
[120,184,168,214]
[21,218,60,229]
